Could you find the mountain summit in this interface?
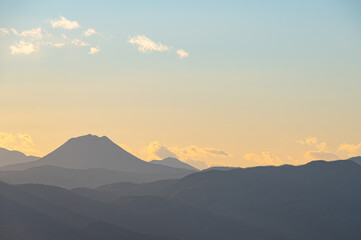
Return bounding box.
[0,134,191,174]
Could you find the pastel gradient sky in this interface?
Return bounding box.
[1,0,361,169]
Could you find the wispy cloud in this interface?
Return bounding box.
[0,28,9,35]
[41,41,66,48]
[50,16,80,30]
[243,152,283,166]
[177,49,189,58]
[71,39,89,46]
[128,35,169,53]
[10,40,39,55]
[84,28,99,37]
[11,27,43,40]
[89,46,100,54]
[298,137,339,161]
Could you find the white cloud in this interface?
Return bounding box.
[0,132,39,155]
[10,40,38,55]
[0,28,9,35]
[50,16,80,30]
[243,152,283,166]
[84,28,99,37]
[128,35,169,53]
[177,49,189,58]
[89,46,100,54]
[72,39,89,46]
[10,28,18,35]
[61,34,67,39]
[16,28,43,39]
[41,42,66,48]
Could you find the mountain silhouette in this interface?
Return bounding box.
[0,147,39,167]
[0,134,192,174]
[150,157,198,171]
[0,134,194,188]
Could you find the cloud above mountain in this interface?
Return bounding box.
[0,132,39,155]
[140,141,229,168]
[298,137,339,161]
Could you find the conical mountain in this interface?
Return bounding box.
[1,134,190,173]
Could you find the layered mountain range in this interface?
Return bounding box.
[0,134,361,239]
[0,134,196,188]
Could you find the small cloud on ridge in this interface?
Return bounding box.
[140,141,230,169]
[0,132,39,155]
[243,152,283,166]
[298,137,339,161]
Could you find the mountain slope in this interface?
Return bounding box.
[350,156,361,165]
[0,147,39,167]
[0,181,180,240]
[15,182,282,240]
[150,157,198,171]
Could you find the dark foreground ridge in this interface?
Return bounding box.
[1,157,361,240]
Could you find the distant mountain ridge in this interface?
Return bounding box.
[0,165,190,189]
[0,134,194,188]
[150,157,198,171]
[0,147,39,167]
[0,134,191,174]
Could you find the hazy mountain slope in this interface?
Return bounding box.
[350,156,361,165]
[0,135,194,175]
[17,183,282,240]
[0,148,39,167]
[0,181,180,240]
[0,165,190,188]
[159,159,361,240]
[73,179,177,202]
[150,157,198,171]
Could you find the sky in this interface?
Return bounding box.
[1,0,361,169]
